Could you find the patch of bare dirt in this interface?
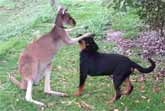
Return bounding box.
[105,29,135,55]
[105,29,165,80]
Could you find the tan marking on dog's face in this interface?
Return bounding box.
[79,40,86,51]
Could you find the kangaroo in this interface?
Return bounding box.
[9,7,92,106]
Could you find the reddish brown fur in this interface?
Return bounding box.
[74,84,84,96]
[122,78,133,95]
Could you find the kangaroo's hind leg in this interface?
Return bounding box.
[44,64,68,97]
[22,61,46,106]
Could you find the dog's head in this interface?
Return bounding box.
[78,35,99,52]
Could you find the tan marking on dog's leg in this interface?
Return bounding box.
[74,85,84,96]
[25,80,45,106]
[44,65,68,97]
[108,89,121,104]
[122,78,133,95]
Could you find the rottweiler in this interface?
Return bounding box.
[74,35,155,103]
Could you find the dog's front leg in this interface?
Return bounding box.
[74,73,87,96]
[44,64,68,97]
[25,80,45,106]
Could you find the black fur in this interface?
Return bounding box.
[78,36,156,101]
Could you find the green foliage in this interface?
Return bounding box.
[102,0,165,36]
[111,10,141,39]
[102,0,137,11]
[137,0,165,36]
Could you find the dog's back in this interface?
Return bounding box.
[80,49,131,76]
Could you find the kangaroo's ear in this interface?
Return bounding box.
[57,6,62,12]
[90,41,99,52]
[57,6,66,15]
[62,8,68,15]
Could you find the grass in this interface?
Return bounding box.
[0,0,164,111]
[111,9,142,39]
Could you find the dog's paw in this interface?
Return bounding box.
[74,92,81,96]
[62,93,69,97]
[106,99,115,104]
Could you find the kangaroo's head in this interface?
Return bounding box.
[55,7,76,27]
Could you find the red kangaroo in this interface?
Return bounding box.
[9,7,92,106]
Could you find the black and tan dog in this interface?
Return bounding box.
[74,35,155,103]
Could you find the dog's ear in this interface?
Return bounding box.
[86,38,99,52]
[77,34,83,43]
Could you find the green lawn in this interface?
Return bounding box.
[0,0,164,111]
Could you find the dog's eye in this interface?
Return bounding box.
[78,40,82,43]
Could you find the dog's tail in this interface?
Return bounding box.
[131,58,156,73]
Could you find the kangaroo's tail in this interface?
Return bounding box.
[8,74,24,89]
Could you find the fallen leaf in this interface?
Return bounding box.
[75,102,81,108]
[114,109,119,111]
[75,101,94,110]
[162,97,165,104]
[141,96,147,99]
[57,66,62,70]
[124,107,128,111]
[66,101,73,106]
[152,87,160,93]
[39,105,46,111]
[47,102,56,108]
[16,98,19,102]
[120,102,125,106]
[135,100,140,103]
[140,84,145,93]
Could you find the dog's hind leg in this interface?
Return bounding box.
[108,64,131,103]
[44,64,68,97]
[122,78,133,95]
[109,75,122,103]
